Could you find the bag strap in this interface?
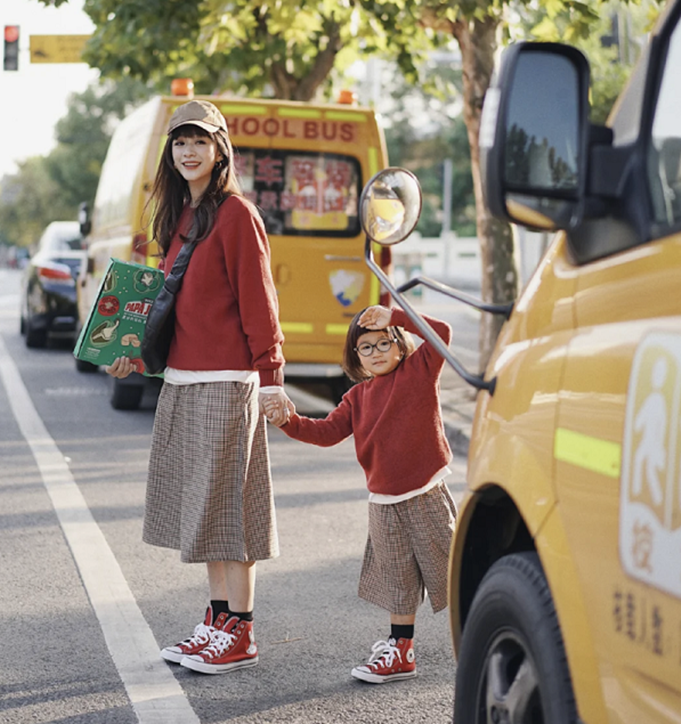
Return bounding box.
[163,240,197,294]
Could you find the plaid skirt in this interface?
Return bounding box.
[143,380,279,563]
[358,482,457,615]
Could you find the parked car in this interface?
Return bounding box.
[21,221,85,348]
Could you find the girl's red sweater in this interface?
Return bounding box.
[280,309,453,496]
[163,195,285,387]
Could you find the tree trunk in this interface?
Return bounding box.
[451,16,518,372]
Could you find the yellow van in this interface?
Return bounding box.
[358,2,681,721]
[77,87,389,409]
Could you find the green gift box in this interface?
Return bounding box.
[73,258,165,375]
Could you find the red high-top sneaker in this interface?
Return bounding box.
[351,637,416,683]
[181,617,258,674]
[161,608,231,664]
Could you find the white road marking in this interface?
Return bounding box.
[0,333,199,724]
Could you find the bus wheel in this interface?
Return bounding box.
[454,552,578,724]
[110,378,144,410]
[75,357,99,373]
[329,375,353,405]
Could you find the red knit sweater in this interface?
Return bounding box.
[164,195,285,387]
[279,309,453,495]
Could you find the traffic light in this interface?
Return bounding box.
[4,25,19,71]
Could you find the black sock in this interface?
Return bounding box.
[391,624,414,641]
[210,600,230,624]
[228,608,254,622]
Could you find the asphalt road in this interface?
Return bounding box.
[0,268,465,724]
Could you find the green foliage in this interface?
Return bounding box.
[0,158,72,248]
[0,77,151,248]
[515,0,662,123]
[383,58,475,237]
[36,0,435,101]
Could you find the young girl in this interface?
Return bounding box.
[264,304,457,684]
[108,100,291,675]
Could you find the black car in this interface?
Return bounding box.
[20,221,85,348]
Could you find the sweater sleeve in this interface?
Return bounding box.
[390,307,452,374]
[222,198,286,387]
[279,396,353,447]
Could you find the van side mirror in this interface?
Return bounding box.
[359,168,422,245]
[78,201,91,238]
[480,42,590,231]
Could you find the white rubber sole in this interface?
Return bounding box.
[180,655,259,675]
[351,667,417,684]
[160,648,186,664]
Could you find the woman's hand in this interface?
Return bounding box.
[259,388,294,427]
[106,356,135,379]
[359,305,392,330]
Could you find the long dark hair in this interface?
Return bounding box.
[148,124,242,256]
[342,308,416,383]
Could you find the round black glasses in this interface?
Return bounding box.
[355,338,396,357]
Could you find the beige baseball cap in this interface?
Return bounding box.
[167,100,228,135]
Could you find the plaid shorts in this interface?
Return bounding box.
[358,481,458,615]
[143,380,279,563]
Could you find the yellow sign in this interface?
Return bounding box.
[29,35,90,64]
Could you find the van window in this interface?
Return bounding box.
[235,148,361,237]
[647,19,681,228]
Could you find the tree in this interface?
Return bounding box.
[36,0,431,101]
[0,158,72,247]
[382,56,476,238]
[415,0,660,368]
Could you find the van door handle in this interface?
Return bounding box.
[275,263,291,285]
[324,255,361,262]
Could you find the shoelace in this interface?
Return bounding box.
[366,639,401,670]
[181,622,214,647]
[201,628,237,658]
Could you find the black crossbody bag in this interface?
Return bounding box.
[140,239,197,375]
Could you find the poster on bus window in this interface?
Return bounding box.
[234,149,360,237]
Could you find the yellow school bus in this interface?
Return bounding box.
[77,87,389,409]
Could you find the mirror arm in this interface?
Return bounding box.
[364,237,496,394]
[397,276,513,318]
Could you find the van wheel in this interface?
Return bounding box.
[75,357,99,373]
[454,552,577,724]
[110,378,144,410]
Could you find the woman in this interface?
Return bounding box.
[108,99,290,675]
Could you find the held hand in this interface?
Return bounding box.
[359,305,392,330]
[106,356,135,379]
[259,389,295,427]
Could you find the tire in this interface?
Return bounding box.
[20,315,26,335]
[110,378,145,410]
[75,357,99,373]
[454,552,578,724]
[329,375,354,405]
[25,318,48,348]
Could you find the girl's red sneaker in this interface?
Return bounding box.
[351,637,417,683]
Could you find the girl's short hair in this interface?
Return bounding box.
[342,308,416,383]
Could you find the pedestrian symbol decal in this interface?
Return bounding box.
[329,270,364,307]
[620,332,681,599]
